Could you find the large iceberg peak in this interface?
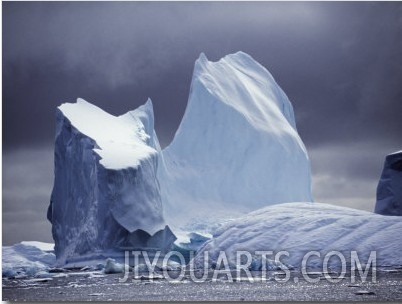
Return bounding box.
[159,51,313,238]
[191,51,299,133]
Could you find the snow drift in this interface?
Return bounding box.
[48,98,175,264]
[375,150,402,216]
[159,52,313,238]
[194,202,402,269]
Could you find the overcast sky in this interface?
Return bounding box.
[3,2,402,245]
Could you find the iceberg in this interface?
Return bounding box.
[194,203,402,269]
[103,258,127,274]
[2,242,55,278]
[39,51,400,272]
[159,52,313,239]
[47,98,175,264]
[375,150,402,216]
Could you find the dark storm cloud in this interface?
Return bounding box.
[2,1,327,146]
[2,2,402,244]
[4,2,401,147]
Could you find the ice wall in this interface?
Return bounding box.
[375,150,402,216]
[48,99,174,264]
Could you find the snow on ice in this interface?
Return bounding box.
[194,202,402,269]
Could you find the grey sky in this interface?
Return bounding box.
[3,2,402,245]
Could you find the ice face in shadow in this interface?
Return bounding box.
[48,98,175,264]
[159,52,313,239]
[375,150,402,216]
